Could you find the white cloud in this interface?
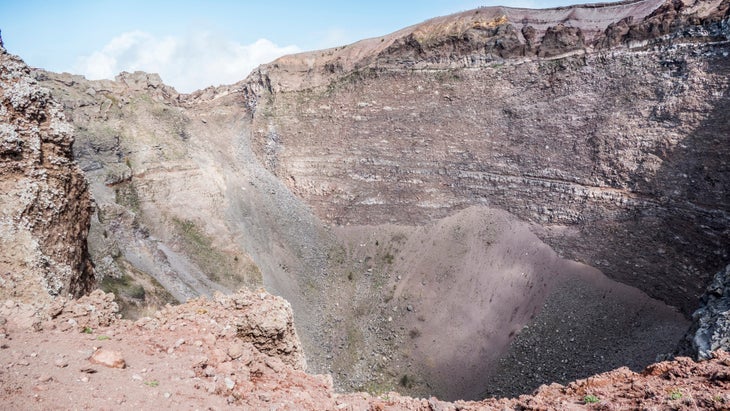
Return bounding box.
[75,30,299,93]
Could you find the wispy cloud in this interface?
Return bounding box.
[316,28,350,49]
[75,30,299,93]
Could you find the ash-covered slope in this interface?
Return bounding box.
[34,69,273,317]
[0,36,94,303]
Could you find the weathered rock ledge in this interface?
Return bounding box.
[0,34,95,304]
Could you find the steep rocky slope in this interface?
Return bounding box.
[34,70,265,316]
[0,37,94,304]
[7,0,728,402]
[203,0,728,398]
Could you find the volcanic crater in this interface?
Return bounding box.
[1,0,729,407]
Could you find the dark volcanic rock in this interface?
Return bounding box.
[679,264,730,360]
[538,23,586,57]
[596,0,730,46]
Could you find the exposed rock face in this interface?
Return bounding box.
[538,23,585,57]
[680,264,730,359]
[247,0,730,315]
[600,0,730,47]
[0,35,94,303]
[208,289,306,369]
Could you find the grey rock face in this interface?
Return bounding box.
[681,264,730,360]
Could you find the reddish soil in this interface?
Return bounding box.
[0,289,728,410]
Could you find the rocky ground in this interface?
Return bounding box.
[0,289,728,410]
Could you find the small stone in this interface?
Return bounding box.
[38,374,53,383]
[163,392,171,399]
[407,305,414,312]
[203,333,216,346]
[89,348,126,369]
[264,357,283,373]
[80,376,90,383]
[54,358,68,368]
[224,377,235,390]
[227,344,243,360]
[132,374,143,381]
[174,338,185,348]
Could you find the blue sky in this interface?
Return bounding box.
[1,0,587,92]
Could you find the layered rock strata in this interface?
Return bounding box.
[245,0,730,314]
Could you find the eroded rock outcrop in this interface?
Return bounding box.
[0,34,94,303]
